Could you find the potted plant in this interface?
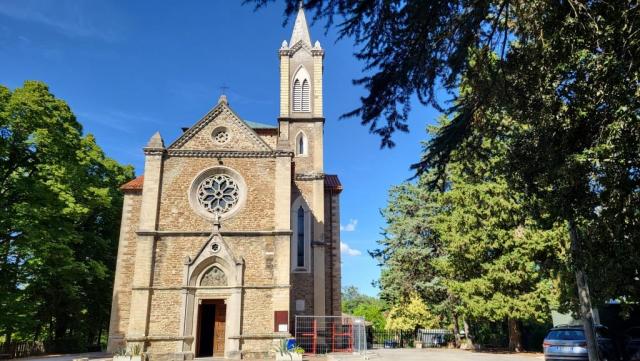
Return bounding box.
[129,344,143,361]
[113,348,128,361]
[113,344,144,361]
[274,339,303,361]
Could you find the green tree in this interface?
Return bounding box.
[376,120,565,350]
[341,286,387,329]
[431,126,565,351]
[0,81,133,349]
[386,294,439,332]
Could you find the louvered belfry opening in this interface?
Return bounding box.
[293,76,310,112]
[301,79,310,111]
[293,78,302,111]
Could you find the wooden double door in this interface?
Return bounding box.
[197,300,226,357]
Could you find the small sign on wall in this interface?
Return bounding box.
[274,311,288,332]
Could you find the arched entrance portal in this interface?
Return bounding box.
[179,234,244,360]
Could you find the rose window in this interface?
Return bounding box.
[213,129,230,144]
[196,174,240,215]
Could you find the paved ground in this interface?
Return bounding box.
[20,352,111,361]
[16,348,544,361]
[326,348,544,361]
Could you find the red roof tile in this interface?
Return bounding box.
[324,174,343,193]
[120,175,144,191]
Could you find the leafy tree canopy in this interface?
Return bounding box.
[0,81,134,349]
[386,294,439,332]
[341,286,387,329]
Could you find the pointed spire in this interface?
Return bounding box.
[146,131,164,148]
[290,3,311,47]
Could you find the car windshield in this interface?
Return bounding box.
[547,329,585,340]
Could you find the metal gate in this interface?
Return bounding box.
[294,316,367,355]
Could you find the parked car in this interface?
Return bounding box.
[543,325,621,361]
[623,327,640,361]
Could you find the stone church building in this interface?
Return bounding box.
[107,7,342,360]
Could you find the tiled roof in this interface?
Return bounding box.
[120,175,144,191]
[245,120,278,129]
[324,174,343,193]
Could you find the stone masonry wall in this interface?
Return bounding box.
[175,110,271,152]
[107,191,142,351]
[158,156,276,232]
[288,122,319,174]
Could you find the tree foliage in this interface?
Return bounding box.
[0,81,134,349]
[341,286,387,329]
[386,294,439,332]
[374,119,563,349]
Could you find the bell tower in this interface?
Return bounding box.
[279,4,324,120]
[278,4,327,317]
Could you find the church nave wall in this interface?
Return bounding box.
[148,290,182,336]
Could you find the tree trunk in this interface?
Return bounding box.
[508,318,522,352]
[463,318,473,349]
[569,221,600,361]
[452,312,461,348]
[5,326,13,345]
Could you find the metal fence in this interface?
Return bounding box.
[417,329,454,347]
[294,316,367,355]
[0,341,45,359]
[369,328,453,349]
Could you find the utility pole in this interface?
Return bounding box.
[569,221,599,361]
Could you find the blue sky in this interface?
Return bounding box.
[0,0,440,296]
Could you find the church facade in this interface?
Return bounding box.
[107,8,342,360]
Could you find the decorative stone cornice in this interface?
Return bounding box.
[136,230,293,237]
[166,149,293,158]
[295,173,325,181]
[277,116,325,123]
[289,40,312,55]
[311,49,324,56]
[126,335,194,342]
[131,284,291,291]
[143,147,165,156]
[228,333,291,340]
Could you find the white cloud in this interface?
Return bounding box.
[340,219,358,232]
[340,242,362,257]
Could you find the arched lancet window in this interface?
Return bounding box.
[291,197,310,272]
[292,67,311,112]
[295,131,308,156]
[296,207,305,268]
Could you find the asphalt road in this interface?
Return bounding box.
[18,348,544,361]
[328,348,544,361]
